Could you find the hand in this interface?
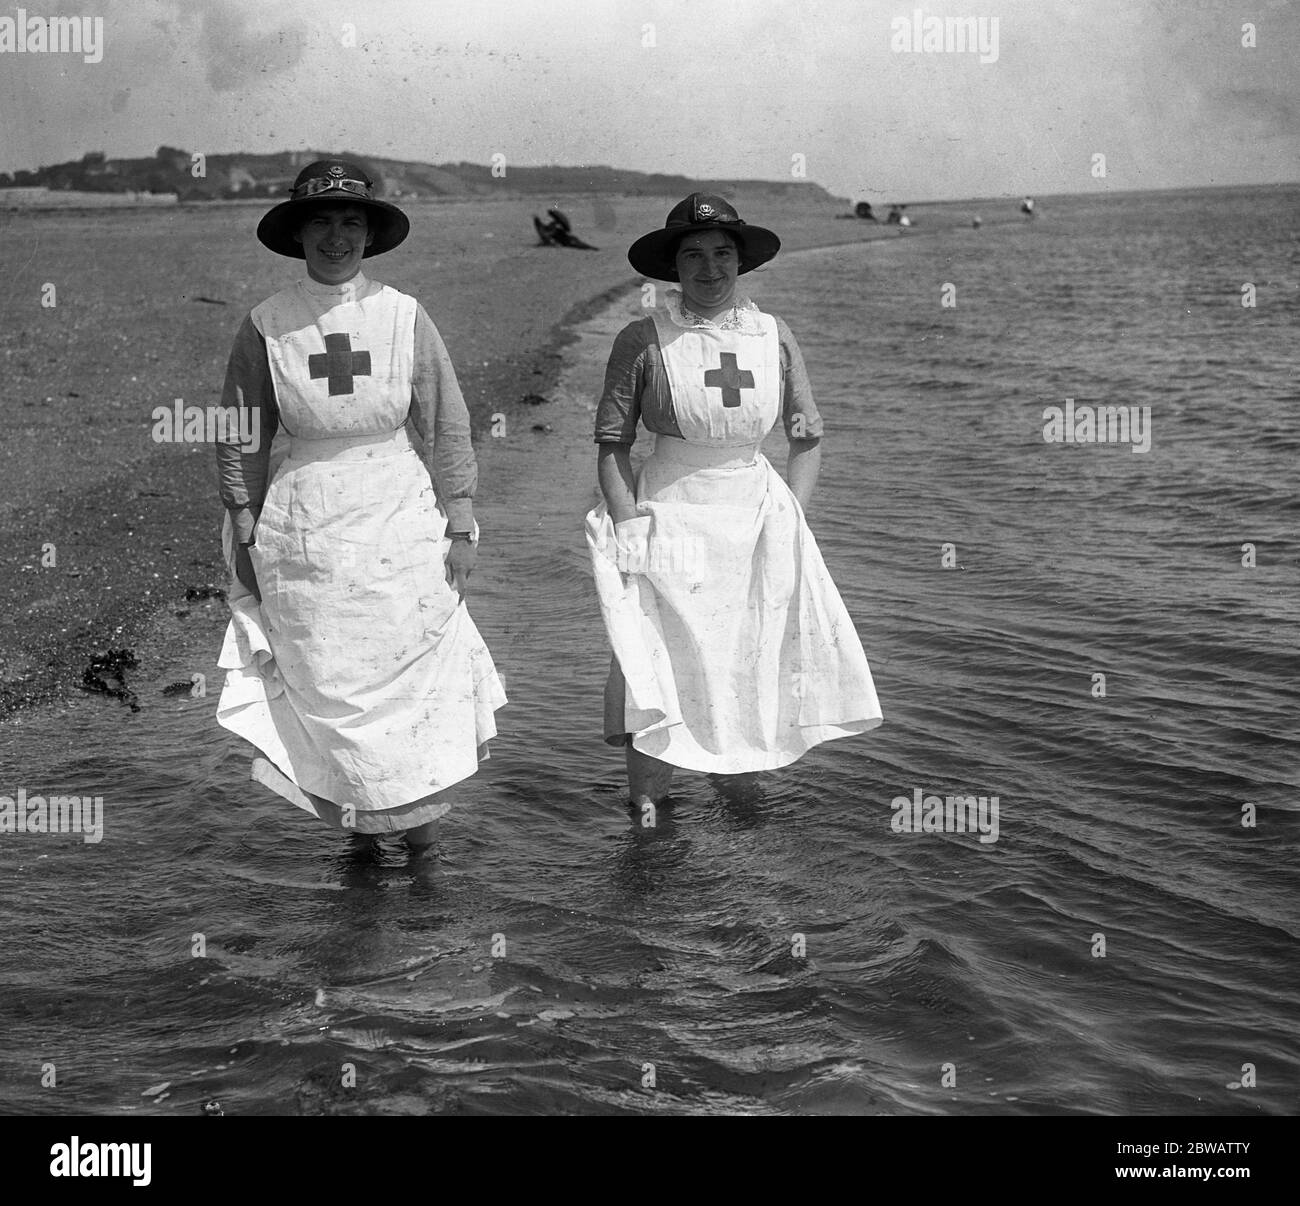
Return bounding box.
[444,539,475,600]
[613,515,651,574]
[235,544,261,602]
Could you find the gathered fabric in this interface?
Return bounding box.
[586,294,881,774]
[215,276,505,831]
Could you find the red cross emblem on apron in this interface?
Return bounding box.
[308,333,372,396]
[703,352,755,407]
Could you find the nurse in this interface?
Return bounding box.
[214,159,506,857]
[585,194,883,809]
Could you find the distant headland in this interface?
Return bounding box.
[0,147,841,206]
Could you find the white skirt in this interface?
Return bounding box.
[216,425,506,831]
[585,435,882,774]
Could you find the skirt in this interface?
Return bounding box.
[584,434,882,774]
[216,425,506,832]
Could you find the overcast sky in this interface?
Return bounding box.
[2,0,1295,202]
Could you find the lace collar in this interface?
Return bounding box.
[662,288,763,334]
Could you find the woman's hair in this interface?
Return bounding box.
[668,227,740,262]
[297,201,370,232]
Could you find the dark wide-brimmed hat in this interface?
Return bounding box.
[628,193,780,282]
[256,159,410,259]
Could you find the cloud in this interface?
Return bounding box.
[179,0,308,92]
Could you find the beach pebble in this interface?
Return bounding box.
[142,1082,171,1097]
[538,1008,574,1022]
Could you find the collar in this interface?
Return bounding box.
[299,271,370,303]
[663,287,763,334]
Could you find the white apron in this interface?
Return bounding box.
[216,278,505,831]
[584,298,881,774]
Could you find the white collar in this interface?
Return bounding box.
[299,271,370,303]
[663,287,763,334]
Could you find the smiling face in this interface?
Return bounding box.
[674,230,741,317]
[294,203,373,284]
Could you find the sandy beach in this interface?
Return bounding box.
[0,191,973,715]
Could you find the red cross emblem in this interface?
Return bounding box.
[703,352,755,407]
[308,333,372,396]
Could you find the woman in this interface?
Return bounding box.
[585,193,882,808]
[214,159,506,857]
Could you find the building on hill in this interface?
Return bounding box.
[226,166,258,195]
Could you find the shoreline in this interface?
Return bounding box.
[0,196,967,719]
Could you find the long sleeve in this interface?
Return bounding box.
[215,313,278,545]
[408,304,477,532]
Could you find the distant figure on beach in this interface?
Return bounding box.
[213,159,506,859]
[972,214,982,229]
[533,206,597,250]
[854,201,877,221]
[584,193,883,811]
[885,204,912,229]
[1021,196,1035,217]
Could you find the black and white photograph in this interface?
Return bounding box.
[0,0,1294,1165]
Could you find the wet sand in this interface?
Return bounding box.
[0,192,969,715]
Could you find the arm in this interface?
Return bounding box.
[410,306,477,597]
[215,314,277,599]
[593,322,647,524]
[597,443,640,524]
[776,316,824,517]
[787,438,821,514]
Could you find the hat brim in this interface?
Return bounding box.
[628,221,780,282]
[256,194,410,259]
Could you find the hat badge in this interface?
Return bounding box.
[696,202,715,219]
[327,164,346,178]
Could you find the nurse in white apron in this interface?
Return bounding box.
[214,160,506,857]
[585,194,882,809]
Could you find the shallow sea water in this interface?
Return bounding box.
[0,186,1296,1115]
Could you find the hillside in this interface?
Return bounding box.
[0,148,841,204]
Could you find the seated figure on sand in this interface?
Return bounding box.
[533,206,597,250]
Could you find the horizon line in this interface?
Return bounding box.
[4,145,1295,209]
